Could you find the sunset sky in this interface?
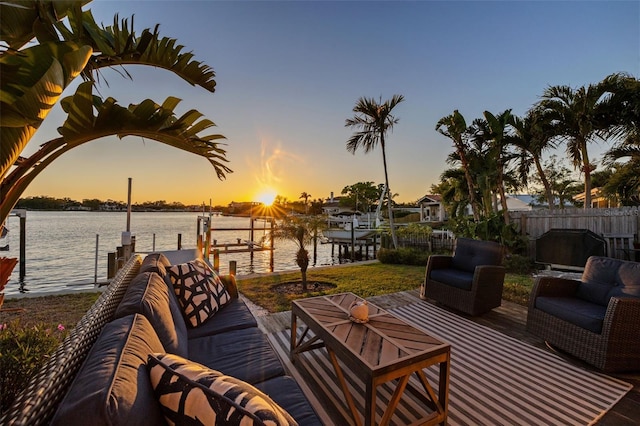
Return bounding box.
[21,0,639,207]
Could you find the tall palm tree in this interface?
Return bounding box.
[436,110,480,221]
[299,192,311,214]
[538,79,611,208]
[482,110,514,223]
[345,94,404,249]
[1,0,228,228]
[508,109,558,209]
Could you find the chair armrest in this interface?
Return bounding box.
[219,274,239,299]
[472,265,506,289]
[603,297,640,342]
[528,276,580,311]
[426,255,452,275]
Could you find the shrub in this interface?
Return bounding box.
[377,247,429,266]
[0,321,66,413]
[504,254,535,275]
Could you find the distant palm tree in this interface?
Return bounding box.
[272,216,313,291]
[483,109,514,224]
[299,192,311,214]
[539,80,611,208]
[436,110,480,221]
[346,95,404,249]
[508,108,558,210]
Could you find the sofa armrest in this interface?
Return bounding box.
[219,274,239,299]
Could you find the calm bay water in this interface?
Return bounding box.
[2,211,349,296]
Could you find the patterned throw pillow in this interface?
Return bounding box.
[148,353,297,426]
[167,259,231,328]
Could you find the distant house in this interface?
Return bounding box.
[573,188,619,208]
[321,192,346,216]
[416,194,447,222]
[503,194,533,211]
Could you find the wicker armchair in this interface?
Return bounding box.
[420,237,505,316]
[527,256,640,372]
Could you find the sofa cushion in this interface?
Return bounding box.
[167,259,231,328]
[186,298,258,339]
[51,314,166,426]
[148,353,297,426]
[430,268,473,291]
[140,253,171,277]
[254,376,322,426]
[451,238,503,274]
[115,272,188,357]
[188,327,286,384]
[535,296,607,334]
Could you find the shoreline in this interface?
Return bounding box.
[3,259,380,300]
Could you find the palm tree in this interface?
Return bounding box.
[508,109,558,210]
[1,0,228,228]
[345,95,404,249]
[436,110,480,221]
[299,192,311,214]
[482,110,514,224]
[538,79,612,208]
[272,216,313,291]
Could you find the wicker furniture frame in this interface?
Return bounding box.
[421,240,506,316]
[527,275,640,372]
[1,254,143,426]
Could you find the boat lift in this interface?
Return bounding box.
[197,214,275,273]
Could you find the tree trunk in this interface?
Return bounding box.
[582,141,592,209]
[459,153,480,221]
[534,156,555,210]
[380,138,398,249]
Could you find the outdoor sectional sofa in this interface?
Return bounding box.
[2,249,320,425]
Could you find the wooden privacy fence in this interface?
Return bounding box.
[510,206,640,260]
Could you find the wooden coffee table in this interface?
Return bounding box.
[290,293,450,426]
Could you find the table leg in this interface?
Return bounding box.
[290,311,297,363]
[439,356,450,425]
[328,348,362,426]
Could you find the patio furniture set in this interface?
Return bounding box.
[3,236,639,425]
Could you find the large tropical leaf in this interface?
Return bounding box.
[1,82,230,222]
[69,11,216,92]
[0,41,92,180]
[0,0,86,50]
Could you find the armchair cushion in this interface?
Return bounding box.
[577,256,640,305]
[608,260,640,300]
[535,296,607,334]
[451,238,503,273]
[430,269,473,291]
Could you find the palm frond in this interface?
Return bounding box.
[1,82,230,220]
[0,41,93,180]
[78,12,216,92]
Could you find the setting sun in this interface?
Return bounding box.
[256,189,277,206]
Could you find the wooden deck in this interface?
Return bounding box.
[256,290,640,425]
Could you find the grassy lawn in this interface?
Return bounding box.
[0,292,101,330]
[238,262,534,313]
[0,264,536,327]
